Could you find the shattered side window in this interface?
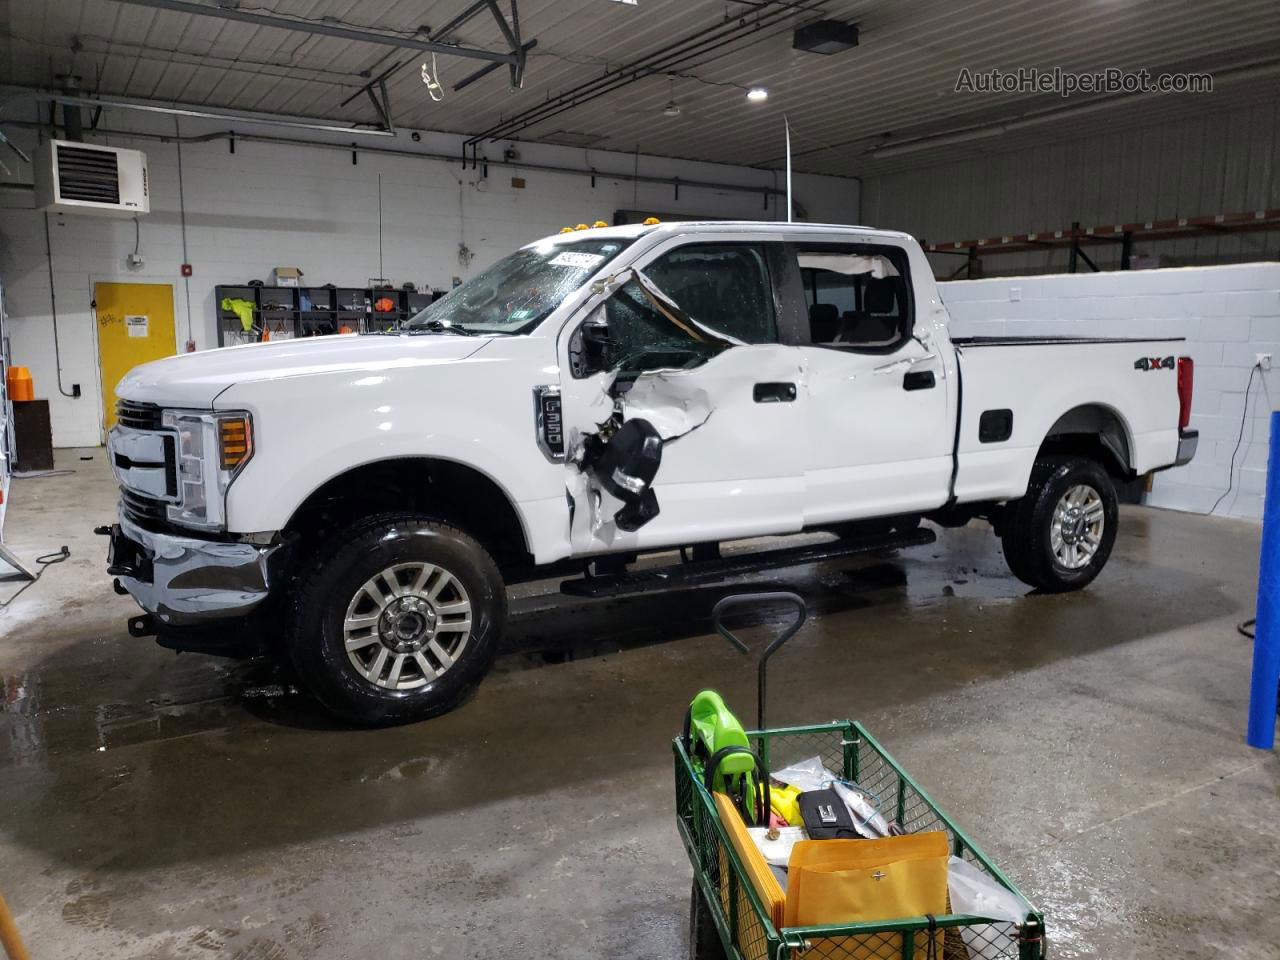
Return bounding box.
[604,243,776,376]
[604,283,725,376]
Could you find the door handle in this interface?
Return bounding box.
[753,382,797,403]
[903,370,936,391]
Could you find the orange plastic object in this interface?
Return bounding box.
[6,366,33,402]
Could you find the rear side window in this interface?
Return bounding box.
[796,244,912,350]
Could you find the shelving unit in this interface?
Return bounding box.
[215,284,446,346]
[923,207,1280,279]
[0,280,35,580]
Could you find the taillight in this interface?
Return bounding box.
[1176,356,1193,430]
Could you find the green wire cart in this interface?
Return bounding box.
[674,592,1047,960]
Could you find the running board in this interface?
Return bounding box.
[559,527,937,599]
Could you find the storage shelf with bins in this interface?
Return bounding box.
[215,284,445,346]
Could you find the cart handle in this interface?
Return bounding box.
[711,591,807,730]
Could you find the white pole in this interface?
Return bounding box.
[785,114,793,223]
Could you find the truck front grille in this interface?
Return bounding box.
[116,400,165,430]
[121,487,169,530]
[163,435,177,498]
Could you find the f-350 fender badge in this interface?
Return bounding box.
[1134,356,1175,371]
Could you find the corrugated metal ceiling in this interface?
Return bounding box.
[4,0,1279,177]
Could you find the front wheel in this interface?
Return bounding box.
[287,514,506,725]
[1000,457,1119,592]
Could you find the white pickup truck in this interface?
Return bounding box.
[104,220,1197,723]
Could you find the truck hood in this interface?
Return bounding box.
[116,333,491,408]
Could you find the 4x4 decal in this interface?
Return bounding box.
[1134,355,1175,371]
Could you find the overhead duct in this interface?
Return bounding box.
[62,103,83,142]
[793,21,859,55]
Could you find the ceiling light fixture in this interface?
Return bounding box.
[746,87,768,102]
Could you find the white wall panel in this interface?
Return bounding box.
[864,102,1280,279]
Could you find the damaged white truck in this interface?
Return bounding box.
[104,220,1198,723]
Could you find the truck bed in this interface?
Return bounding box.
[952,333,1185,505]
[953,335,1186,347]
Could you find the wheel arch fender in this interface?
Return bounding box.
[1037,402,1136,478]
[281,456,533,570]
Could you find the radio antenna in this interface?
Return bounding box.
[784,114,793,223]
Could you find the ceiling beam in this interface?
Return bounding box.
[112,0,519,65]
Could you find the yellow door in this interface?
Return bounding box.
[95,282,177,432]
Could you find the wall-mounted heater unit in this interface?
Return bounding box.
[34,139,150,217]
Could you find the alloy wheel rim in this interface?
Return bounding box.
[1050,483,1105,570]
[343,562,472,690]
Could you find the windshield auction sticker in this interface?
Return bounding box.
[549,251,605,269]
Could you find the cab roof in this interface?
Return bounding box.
[524,220,914,248]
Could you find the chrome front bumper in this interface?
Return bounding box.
[107,511,282,626]
[1174,428,1198,467]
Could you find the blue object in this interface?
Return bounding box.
[1247,411,1280,749]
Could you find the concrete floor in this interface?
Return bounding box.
[0,450,1275,959]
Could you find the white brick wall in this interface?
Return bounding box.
[940,264,1280,521]
[0,113,859,447]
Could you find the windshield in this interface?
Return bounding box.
[401,238,633,335]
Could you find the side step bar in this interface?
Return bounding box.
[559,527,936,599]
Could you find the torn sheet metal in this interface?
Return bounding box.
[563,369,617,464]
[619,370,715,440]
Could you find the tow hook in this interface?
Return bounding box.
[93,525,112,536]
[127,614,156,638]
[112,578,129,596]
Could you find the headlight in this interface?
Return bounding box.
[161,410,254,530]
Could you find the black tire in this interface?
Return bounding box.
[287,513,506,725]
[689,879,728,960]
[1000,456,1119,593]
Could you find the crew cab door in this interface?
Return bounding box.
[783,241,954,523]
[557,238,807,555]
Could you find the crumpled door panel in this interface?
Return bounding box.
[564,345,807,553]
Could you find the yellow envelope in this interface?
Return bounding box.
[714,791,786,930]
[784,831,948,957]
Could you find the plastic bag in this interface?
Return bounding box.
[748,825,808,867]
[771,756,836,792]
[947,856,1029,923]
[831,781,892,838]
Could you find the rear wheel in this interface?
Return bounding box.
[689,879,728,960]
[287,514,505,725]
[1000,456,1118,592]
